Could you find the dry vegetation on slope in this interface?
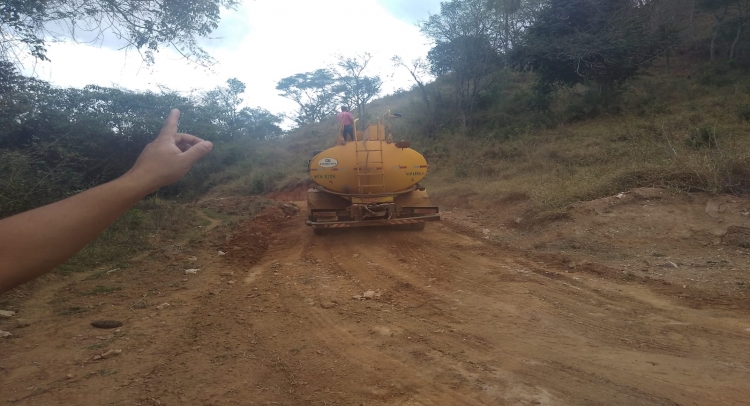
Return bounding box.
[201,60,750,230]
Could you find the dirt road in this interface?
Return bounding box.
[1,200,750,405]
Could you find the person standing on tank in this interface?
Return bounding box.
[337,106,355,143]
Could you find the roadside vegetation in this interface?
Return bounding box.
[410,64,750,221]
[59,198,203,273]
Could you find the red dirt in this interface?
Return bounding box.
[1,189,749,405]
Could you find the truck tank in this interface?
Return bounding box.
[306,111,440,233]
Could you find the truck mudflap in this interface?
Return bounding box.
[306,214,441,229]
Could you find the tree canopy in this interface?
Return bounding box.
[0,64,281,217]
[276,69,341,126]
[698,0,750,60]
[276,57,385,127]
[0,0,238,66]
[512,0,676,95]
[334,53,382,125]
[420,0,511,112]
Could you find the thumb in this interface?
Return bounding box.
[182,141,213,165]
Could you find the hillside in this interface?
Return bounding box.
[209,59,750,222]
[4,0,750,402]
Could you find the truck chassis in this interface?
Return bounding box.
[306,187,440,232]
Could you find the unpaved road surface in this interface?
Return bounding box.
[1,199,750,405]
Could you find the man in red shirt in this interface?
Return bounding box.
[337,106,355,143]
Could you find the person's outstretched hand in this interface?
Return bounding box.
[125,109,214,193]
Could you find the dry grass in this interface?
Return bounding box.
[58,198,203,273]
[412,62,750,222]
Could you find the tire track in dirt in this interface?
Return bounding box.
[2,202,749,405]
[191,205,750,405]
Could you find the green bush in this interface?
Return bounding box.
[249,177,266,195]
[685,126,718,149]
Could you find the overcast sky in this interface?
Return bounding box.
[20,0,442,124]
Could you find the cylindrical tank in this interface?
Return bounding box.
[309,141,428,195]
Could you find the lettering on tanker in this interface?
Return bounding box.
[318,158,338,168]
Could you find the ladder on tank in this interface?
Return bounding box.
[355,123,386,194]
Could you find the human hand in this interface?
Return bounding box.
[125,109,213,193]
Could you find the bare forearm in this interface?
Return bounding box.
[0,174,150,293]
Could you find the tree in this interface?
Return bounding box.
[513,0,676,98]
[0,61,48,143]
[428,35,501,112]
[0,63,287,216]
[334,53,382,125]
[0,78,181,215]
[420,0,505,113]
[201,78,246,138]
[487,0,548,55]
[698,0,750,61]
[0,0,238,66]
[391,56,433,114]
[419,0,550,65]
[236,107,283,140]
[199,79,283,140]
[421,0,503,52]
[276,69,340,126]
[492,0,521,54]
[0,60,290,217]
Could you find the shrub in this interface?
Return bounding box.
[685,126,718,149]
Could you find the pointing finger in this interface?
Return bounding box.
[158,109,181,140]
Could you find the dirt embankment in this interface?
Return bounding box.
[1,191,749,405]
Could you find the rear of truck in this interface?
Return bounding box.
[306,112,440,233]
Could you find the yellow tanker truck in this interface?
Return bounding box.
[306,112,440,234]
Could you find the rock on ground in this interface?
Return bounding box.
[91,320,123,329]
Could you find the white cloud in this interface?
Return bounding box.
[19,0,435,127]
[375,0,443,23]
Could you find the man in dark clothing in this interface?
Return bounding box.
[337,106,355,142]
